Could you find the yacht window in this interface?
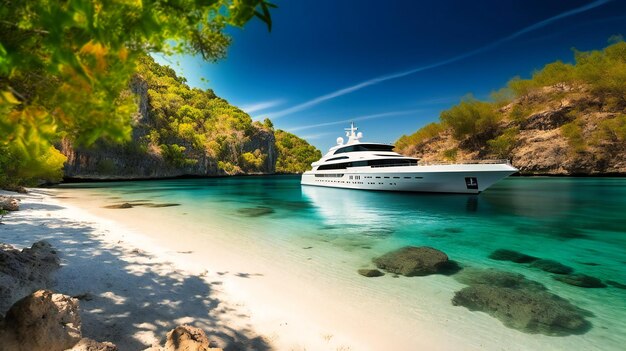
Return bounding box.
[326,156,349,162]
[368,159,417,167]
[334,144,395,155]
[318,162,349,170]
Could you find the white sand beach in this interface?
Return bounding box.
[1,189,432,350]
[2,187,616,351]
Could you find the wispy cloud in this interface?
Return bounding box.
[268,0,612,119]
[240,99,285,114]
[288,109,422,132]
[299,132,335,140]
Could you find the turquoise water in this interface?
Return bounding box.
[59,176,626,349]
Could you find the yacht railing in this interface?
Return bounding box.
[418,159,511,166]
[370,163,416,168]
[369,159,511,168]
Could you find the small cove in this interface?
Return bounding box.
[56,176,626,350]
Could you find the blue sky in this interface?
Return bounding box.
[154,0,626,152]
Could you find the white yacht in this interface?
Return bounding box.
[301,123,518,194]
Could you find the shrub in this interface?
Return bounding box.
[440,96,499,140]
[487,127,519,158]
[396,122,444,151]
[593,114,626,144]
[561,122,586,153]
[442,148,458,161]
[160,144,196,167]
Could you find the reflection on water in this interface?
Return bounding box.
[301,185,485,227]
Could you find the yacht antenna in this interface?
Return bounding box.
[344,122,358,142]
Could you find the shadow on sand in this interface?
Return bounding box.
[0,201,271,351]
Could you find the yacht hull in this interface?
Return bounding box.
[301,163,517,194]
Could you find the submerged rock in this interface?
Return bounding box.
[358,269,385,277]
[454,268,545,291]
[236,206,275,217]
[373,246,449,276]
[553,228,588,240]
[0,290,82,351]
[145,203,181,208]
[452,268,591,336]
[103,203,133,209]
[452,285,590,336]
[0,241,60,312]
[554,274,607,288]
[488,249,538,263]
[606,280,626,289]
[530,259,574,275]
[361,227,394,238]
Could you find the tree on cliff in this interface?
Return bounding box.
[274,130,322,173]
[396,39,626,174]
[0,0,275,186]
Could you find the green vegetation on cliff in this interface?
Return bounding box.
[396,39,626,174]
[136,55,274,174]
[61,56,320,178]
[275,130,322,173]
[0,0,275,187]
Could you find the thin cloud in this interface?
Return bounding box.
[240,99,285,114]
[288,109,422,132]
[299,132,335,140]
[268,0,612,119]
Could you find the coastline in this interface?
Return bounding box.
[2,181,624,351]
[58,172,626,184]
[0,188,410,350]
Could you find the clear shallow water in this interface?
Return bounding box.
[59,176,626,349]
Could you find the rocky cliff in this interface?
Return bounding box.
[60,56,310,179]
[396,41,626,176]
[398,86,626,175]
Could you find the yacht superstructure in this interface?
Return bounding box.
[301,123,518,194]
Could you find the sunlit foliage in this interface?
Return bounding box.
[440,96,500,140]
[487,127,519,158]
[395,123,444,151]
[274,130,321,173]
[0,0,275,186]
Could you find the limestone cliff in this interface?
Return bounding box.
[60,56,310,179]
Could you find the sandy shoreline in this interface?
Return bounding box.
[3,185,614,351]
[1,189,411,350]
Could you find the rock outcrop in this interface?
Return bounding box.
[58,57,287,180]
[373,246,450,276]
[397,84,626,175]
[69,338,118,351]
[0,196,19,211]
[144,325,222,351]
[0,290,82,351]
[0,290,225,351]
[0,241,60,312]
